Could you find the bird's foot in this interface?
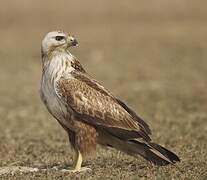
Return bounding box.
[61,167,91,173]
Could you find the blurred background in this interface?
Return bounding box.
[0,0,206,179]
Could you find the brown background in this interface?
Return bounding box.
[0,0,207,179]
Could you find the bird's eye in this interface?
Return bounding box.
[55,36,64,41]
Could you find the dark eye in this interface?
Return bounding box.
[55,36,64,41]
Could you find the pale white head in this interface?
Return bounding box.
[41,31,78,56]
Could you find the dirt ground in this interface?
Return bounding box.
[0,0,207,179]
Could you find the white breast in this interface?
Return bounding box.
[40,52,74,122]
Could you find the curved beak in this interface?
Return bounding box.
[67,35,78,47]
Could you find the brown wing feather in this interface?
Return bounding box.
[56,71,151,141]
[72,71,151,135]
[115,98,151,135]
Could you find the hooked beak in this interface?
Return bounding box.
[67,35,78,47]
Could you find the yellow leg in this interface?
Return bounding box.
[61,149,91,173]
[73,150,83,171]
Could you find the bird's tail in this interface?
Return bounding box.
[98,130,180,166]
[132,141,180,165]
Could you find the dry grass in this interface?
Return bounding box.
[0,0,207,179]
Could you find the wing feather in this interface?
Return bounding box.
[56,71,151,141]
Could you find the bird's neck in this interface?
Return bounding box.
[42,51,74,81]
[42,51,86,82]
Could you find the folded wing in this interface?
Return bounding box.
[56,71,152,142]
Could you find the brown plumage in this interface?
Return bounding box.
[40,31,180,172]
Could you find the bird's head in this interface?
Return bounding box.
[41,31,78,56]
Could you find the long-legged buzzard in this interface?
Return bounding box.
[40,31,180,172]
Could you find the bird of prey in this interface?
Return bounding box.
[40,30,180,172]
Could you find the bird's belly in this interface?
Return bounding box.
[40,81,68,122]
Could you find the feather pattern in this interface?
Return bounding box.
[40,31,180,167]
[56,70,151,142]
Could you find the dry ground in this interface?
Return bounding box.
[0,0,207,179]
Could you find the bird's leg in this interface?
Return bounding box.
[62,130,91,173]
[72,149,82,171]
[61,149,91,173]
